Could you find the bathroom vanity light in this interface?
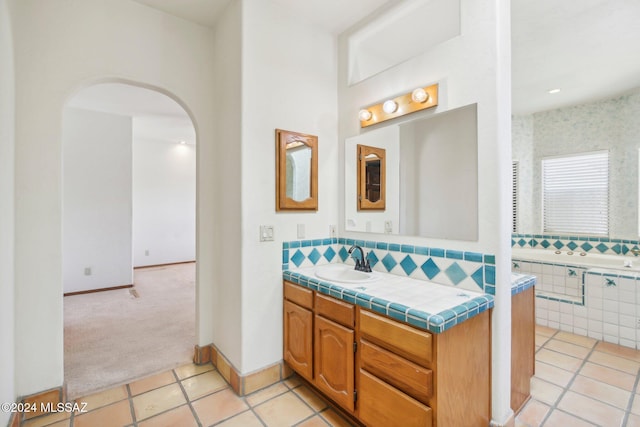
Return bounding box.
[382,100,398,114]
[358,109,373,121]
[179,140,187,145]
[411,87,429,103]
[358,83,438,128]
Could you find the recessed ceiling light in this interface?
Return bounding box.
[548,88,561,94]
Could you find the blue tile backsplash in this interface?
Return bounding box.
[512,233,640,256]
[283,237,496,295]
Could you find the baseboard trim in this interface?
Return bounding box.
[63,284,133,297]
[490,411,516,427]
[11,385,66,423]
[193,344,290,396]
[134,260,196,269]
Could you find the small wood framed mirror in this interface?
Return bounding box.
[276,129,318,211]
[357,144,385,210]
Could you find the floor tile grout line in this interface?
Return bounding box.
[538,334,599,426]
[620,366,640,427]
[125,383,138,427]
[534,329,559,355]
[172,368,203,427]
[244,381,303,409]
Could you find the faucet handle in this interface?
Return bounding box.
[362,252,373,272]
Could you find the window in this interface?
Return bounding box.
[512,161,518,233]
[542,151,609,235]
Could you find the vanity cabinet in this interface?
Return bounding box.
[283,280,491,426]
[314,294,356,412]
[283,283,314,382]
[511,286,535,412]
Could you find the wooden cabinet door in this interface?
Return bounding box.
[314,315,355,412]
[284,300,313,381]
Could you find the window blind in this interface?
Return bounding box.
[542,151,609,235]
[512,161,518,233]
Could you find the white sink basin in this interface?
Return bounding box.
[314,264,379,284]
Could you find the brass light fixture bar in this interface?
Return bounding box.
[359,83,439,128]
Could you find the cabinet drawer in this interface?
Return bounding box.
[358,369,432,427]
[360,339,432,405]
[284,281,313,309]
[359,309,432,366]
[315,293,355,328]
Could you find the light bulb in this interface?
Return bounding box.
[382,100,398,114]
[358,109,372,121]
[411,88,429,103]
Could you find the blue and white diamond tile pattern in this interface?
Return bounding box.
[283,238,338,270]
[283,267,494,334]
[283,237,496,295]
[512,233,640,256]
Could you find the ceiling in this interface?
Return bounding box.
[74,0,640,126]
[132,0,391,34]
[511,0,640,115]
[67,83,196,144]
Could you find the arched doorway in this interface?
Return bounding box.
[62,81,197,398]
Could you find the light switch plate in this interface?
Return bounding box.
[297,224,305,239]
[260,225,274,242]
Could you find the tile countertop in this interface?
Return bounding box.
[284,266,537,334]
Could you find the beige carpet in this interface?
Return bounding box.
[64,263,195,399]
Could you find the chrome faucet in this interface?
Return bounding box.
[631,248,640,256]
[348,245,372,272]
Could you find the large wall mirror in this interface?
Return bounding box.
[276,129,318,211]
[345,104,478,240]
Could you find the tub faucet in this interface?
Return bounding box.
[348,245,372,272]
[631,248,640,257]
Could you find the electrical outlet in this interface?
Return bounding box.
[84,267,92,276]
[297,224,305,239]
[329,225,337,238]
[144,249,150,256]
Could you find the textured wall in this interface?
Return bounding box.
[513,88,640,239]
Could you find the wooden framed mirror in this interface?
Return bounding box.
[276,129,318,211]
[357,144,385,210]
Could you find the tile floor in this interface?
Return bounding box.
[20,325,640,427]
[516,325,640,427]
[19,364,355,427]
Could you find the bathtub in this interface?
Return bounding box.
[512,247,640,350]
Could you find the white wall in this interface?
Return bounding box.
[10,0,216,396]
[62,108,133,293]
[0,0,15,421]
[337,0,513,423]
[239,0,340,373]
[133,137,196,267]
[210,0,243,372]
